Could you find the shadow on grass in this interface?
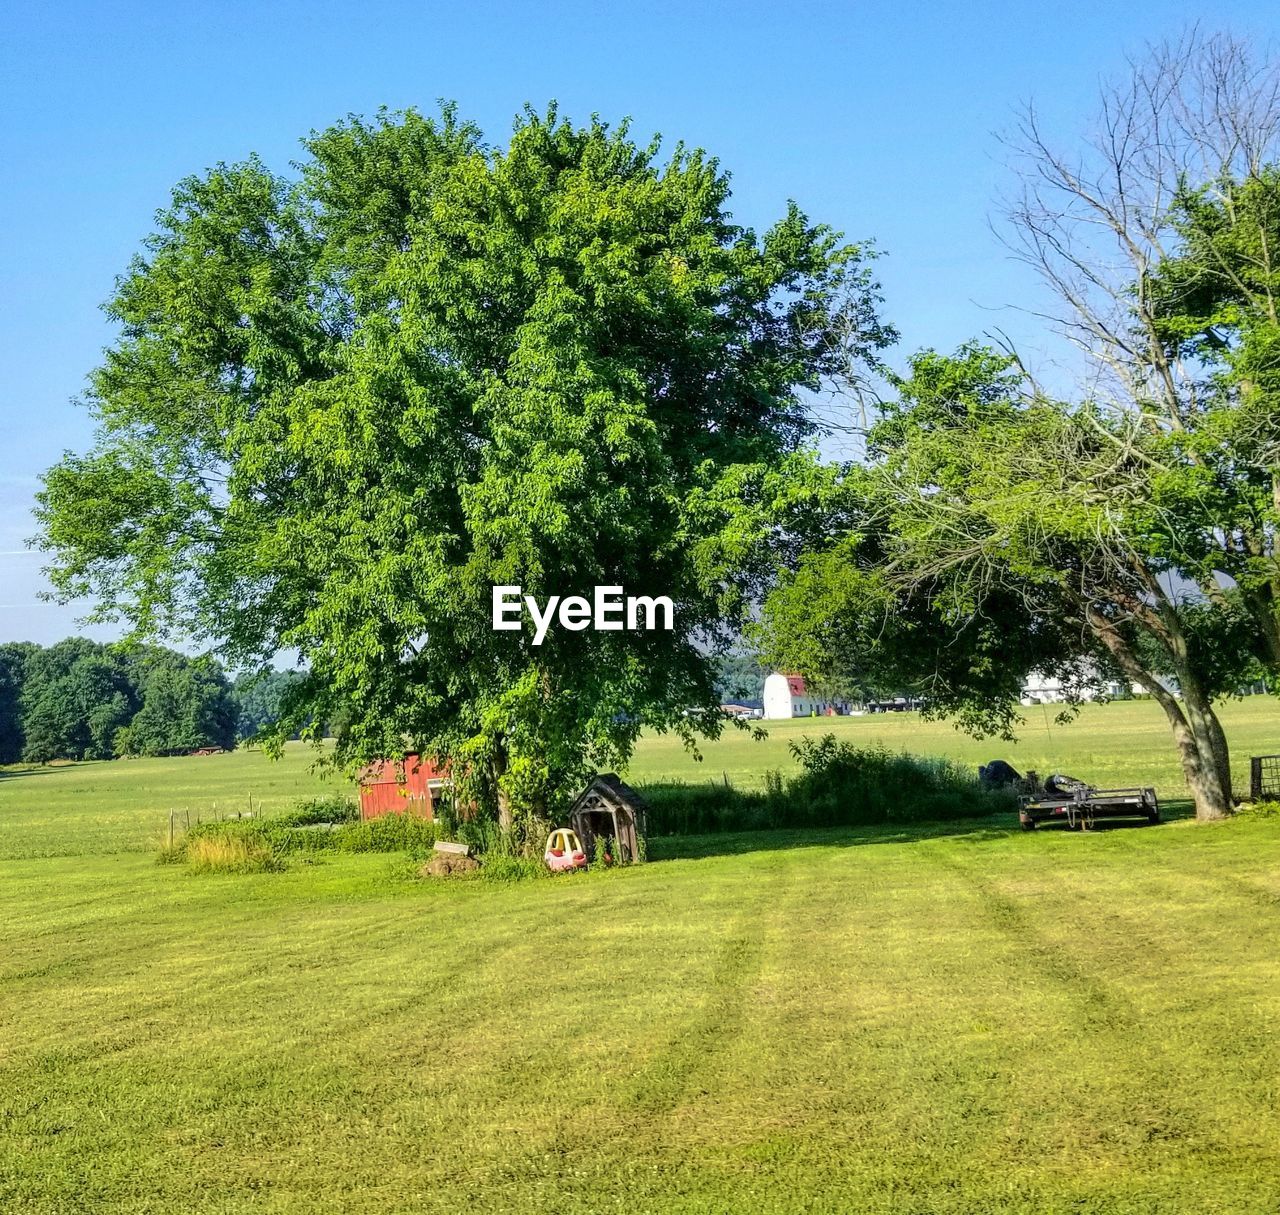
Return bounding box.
[646,798,1198,862]
[0,766,59,783]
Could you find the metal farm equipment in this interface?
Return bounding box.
[1018,774,1160,831]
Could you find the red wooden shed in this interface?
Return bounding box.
[357,753,451,821]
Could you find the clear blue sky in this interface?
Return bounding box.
[1,0,1275,645]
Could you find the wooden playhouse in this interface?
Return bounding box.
[568,773,648,863]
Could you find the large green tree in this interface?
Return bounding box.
[757,342,1268,820]
[36,105,890,829]
[754,351,1117,735]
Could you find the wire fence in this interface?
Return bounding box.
[1250,755,1280,803]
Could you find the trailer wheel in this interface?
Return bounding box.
[1147,806,1161,825]
[1020,817,1036,832]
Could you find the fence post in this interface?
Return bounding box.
[1252,756,1263,802]
[168,812,174,849]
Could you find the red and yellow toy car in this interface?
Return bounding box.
[544,828,588,872]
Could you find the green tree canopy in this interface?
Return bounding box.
[0,642,38,764]
[7,639,236,762]
[231,669,305,741]
[755,342,1266,820]
[35,104,891,827]
[19,638,138,763]
[122,649,238,757]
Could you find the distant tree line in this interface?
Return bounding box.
[0,639,303,764]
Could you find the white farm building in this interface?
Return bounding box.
[762,672,828,720]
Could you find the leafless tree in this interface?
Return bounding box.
[1002,28,1280,429]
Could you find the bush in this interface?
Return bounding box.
[165,797,437,868]
[785,735,1016,826]
[275,795,359,827]
[643,735,1017,836]
[330,813,438,855]
[186,812,439,856]
[642,781,774,836]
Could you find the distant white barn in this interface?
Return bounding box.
[1019,668,1156,705]
[763,672,823,720]
[1019,672,1077,705]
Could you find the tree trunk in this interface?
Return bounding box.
[1085,606,1233,820]
[1178,681,1233,817]
[1153,689,1232,820]
[491,736,512,834]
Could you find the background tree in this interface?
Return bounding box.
[35,105,891,831]
[123,649,238,756]
[231,669,305,741]
[0,642,38,764]
[19,639,137,763]
[1,638,239,762]
[711,651,768,702]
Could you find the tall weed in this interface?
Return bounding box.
[186,834,284,874]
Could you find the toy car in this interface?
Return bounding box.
[544,828,588,872]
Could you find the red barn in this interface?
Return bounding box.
[357,753,451,821]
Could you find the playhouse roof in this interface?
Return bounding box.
[569,772,649,818]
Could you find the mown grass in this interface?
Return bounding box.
[1,819,1279,1212]
[0,698,1278,1212]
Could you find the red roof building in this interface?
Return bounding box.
[357,753,451,821]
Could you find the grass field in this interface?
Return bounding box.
[2,699,1280,1212]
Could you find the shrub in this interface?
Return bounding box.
[785,735,1017,826]
[186,833,283,874]
[331,813,438,855]
[642,781,773,836]
[643,735,1017,836]
[276,795,359,827]
[176,803,438,860]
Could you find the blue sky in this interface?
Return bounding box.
[1,0,1276,645]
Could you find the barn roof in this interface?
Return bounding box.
[785,674,807,696]
[358,753,447,786]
